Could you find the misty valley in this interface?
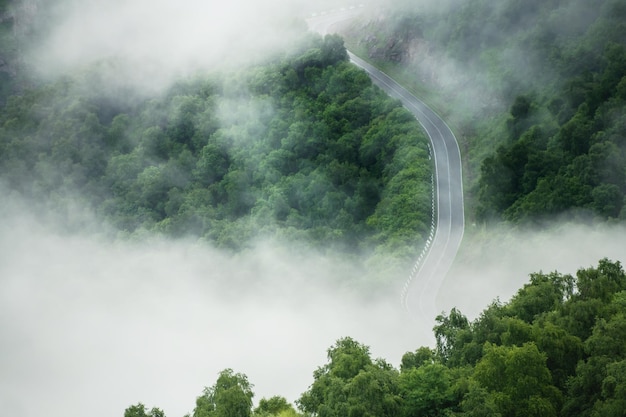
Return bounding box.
[1,0,626,416]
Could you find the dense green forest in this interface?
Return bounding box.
[2,2,624,415]
[0,30,432,257]
[343,0,626,224]
[125,258,626,417]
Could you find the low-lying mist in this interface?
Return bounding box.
[441,221,626,319]
[0,194,425,417]
[2,192,625,417]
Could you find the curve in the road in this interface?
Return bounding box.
[348,53,465,321]
[307,11,465,322]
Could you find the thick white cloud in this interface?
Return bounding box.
[28,0,311,92]
[0,199,426,417]
[2,194,625,417]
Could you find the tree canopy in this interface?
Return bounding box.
[0,31,432,265]
[193,369,255,417]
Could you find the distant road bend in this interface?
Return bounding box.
[307,8,465,321]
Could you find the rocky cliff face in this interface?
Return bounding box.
[363,34,408,62]
[341,12,424,64]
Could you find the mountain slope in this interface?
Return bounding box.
[0,33,433,264]
[341,0,626,223]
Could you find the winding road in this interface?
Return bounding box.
[307,9,465,321]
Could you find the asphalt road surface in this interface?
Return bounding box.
[307,11,465,322]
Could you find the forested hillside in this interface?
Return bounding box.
[3,3,625,415]
[0,31,432,257]
[125,258,626,417]
[343,0,626,223]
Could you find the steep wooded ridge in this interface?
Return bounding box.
[308,5,465,329]
[343,0,626,224]
[0,28,433,269]
[1,0,445,323]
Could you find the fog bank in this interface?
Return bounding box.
[0,198,425,417]
[2,194,625,417]
[441,222,626,319]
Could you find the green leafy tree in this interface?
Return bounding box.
[564,288,626,417]
[321,34,349,66]
[124,403,166,417]
[461,380,502,417]
[253,396,295,416]
[472,342,561,417]
[399,363,457,417]
[531,320,583,390]
[193,369,254,417]
[576,258,626,303]
[557,260,626,341]
[505,271,574,323]
[433,307,470,365]
[325,337,373,380]
[400,346,435,371]
[592,359,626,417]
[297,337,401,417]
